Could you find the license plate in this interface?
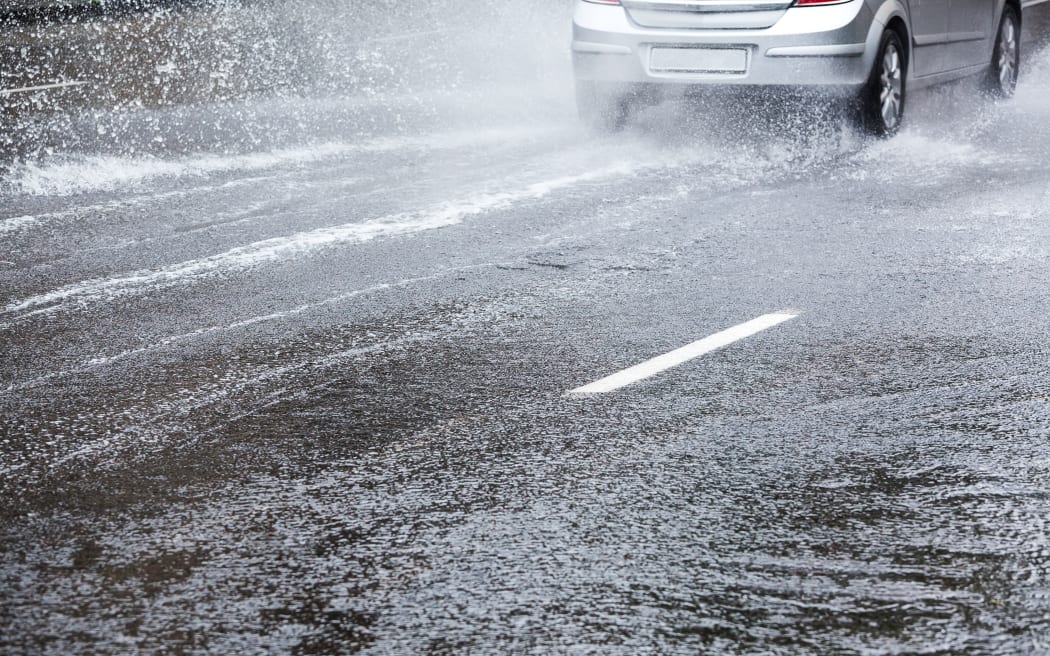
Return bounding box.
[649,47,748,74]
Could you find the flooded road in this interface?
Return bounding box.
[3,2,1050,654]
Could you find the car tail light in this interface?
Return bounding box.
[794,0,852,5]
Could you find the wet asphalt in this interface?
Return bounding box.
[3,8,1050,655]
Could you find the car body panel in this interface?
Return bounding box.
[572,0,1013,92]
[946,0,996,68]
[573,0,879,89]
[908,0,950,76]
[622,0,795,29]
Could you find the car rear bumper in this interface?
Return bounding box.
[572,0,881,89]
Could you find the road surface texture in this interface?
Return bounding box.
[2,2,1050,654]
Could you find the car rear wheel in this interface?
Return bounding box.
[985,6,1020,98]
[858,30,906,137]
[576,81,629,133]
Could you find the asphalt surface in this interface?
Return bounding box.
[2,8,1050,655]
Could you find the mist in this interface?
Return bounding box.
[4,1,1050,197]
[0,1,575,163]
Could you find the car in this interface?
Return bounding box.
[571,0,1023,135]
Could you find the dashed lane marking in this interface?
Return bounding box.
[567,312,799,396]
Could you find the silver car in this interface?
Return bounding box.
[572,0,1024,134]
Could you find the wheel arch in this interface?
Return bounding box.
[884,17,911,66]
[866,1,911,78]
[1003,0,1022,24]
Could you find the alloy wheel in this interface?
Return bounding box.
[879,44,903,130]
[997,15,1019,95]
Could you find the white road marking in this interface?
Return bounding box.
[0,80,89,96]
[567,312,799,396]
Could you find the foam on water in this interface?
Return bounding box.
[5,126,567,197]
[0,161,638,323]
[0,216,38,235]
[846,130,1011,184]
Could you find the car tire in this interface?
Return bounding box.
[576,81,629,133]
[984,6,1021,98]
[857,30,906,137]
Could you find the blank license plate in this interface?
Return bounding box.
[650,47,748,74]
